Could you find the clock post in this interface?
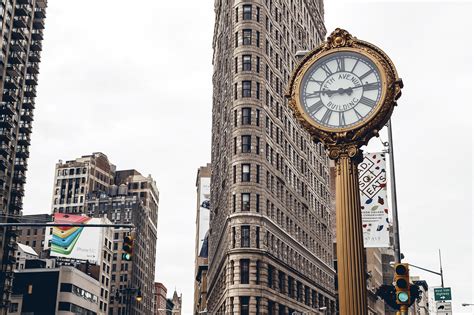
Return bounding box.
[286,28,403,315]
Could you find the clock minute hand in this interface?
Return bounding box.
[306,89,337,97]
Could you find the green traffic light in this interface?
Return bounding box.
[397,291,409,303]
[122,253,131,261]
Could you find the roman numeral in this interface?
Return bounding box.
[336,57,345,72]
[309,78,324,85]
[351,59,360,73]
[338,112,346,126]
[305,91,320,99]
[321,64,332,76]
[308,100,324,115]
[353,108,363,120]
[362,82,380,91]
[359,96,376,108]
[320,109,332,125]
[359,69,374,80]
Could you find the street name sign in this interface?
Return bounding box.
[434,287,452,301]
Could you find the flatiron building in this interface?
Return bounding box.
[208,0,337,314]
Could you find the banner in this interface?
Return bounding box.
[358,153,390,247]
[197,177,211,255]
[44,213,104,263]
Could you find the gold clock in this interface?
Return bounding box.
[287,28,403,156]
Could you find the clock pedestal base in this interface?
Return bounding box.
[335,151,367,315]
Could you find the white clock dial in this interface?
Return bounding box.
[300,51,382,129]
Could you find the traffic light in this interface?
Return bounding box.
[394,263,410,305]
[122,234,134,261]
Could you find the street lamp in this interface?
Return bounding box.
[462,303,474,306]
[135,289,143,302]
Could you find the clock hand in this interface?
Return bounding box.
[307,89,338,97]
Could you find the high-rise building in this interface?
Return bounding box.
[0,0,48,309]
[193,164,210,315]
[52,153,159,315]
[208,0,336,314]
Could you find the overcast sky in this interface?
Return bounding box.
[21,0,472,313]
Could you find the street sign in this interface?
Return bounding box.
[436,301,452,314]
[434,287,452,301]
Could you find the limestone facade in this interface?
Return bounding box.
[208,0,336,314]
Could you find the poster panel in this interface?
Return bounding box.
[358,152,390,247]
[197,177,211,255]
[44,213,102,263]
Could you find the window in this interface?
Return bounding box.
[243,5,252,20]
[235,32,238,48]
[233,165,237,183]
[233,194,236,212]
[278,271,284,292]
[288,276,294,298]
[242,107,251,124]
[242,55,251,71]
[243,29,252,45]
[235,7,238,22]
[256,31,260,47]
[242,80,251,97]
[8,303,18,313]
[241,135,251,153]
[241,193,250,211]
[241,225,250,247]
[240,259,250,284]
[268,264,274,288]
[256,56,260,73]
[256,82,260,99]
[242,164,250,182]
[256,226,260,248]
[240,296,250,315]
[256,7,261,22]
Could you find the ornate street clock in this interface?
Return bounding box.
[287,28,403,159]
[286,29,403,315]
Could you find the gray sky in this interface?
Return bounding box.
[22,0,472,313]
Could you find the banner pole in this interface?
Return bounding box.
[387,120,402,263]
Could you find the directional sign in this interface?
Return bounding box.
[434,287,452,301]
[436,301,452,314]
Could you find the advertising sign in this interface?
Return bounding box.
[358,153,390,247]
[436,301,452,314]
[434,287,452,301]
[197,177,211,255]
[44,213,103,264]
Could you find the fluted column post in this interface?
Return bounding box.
[332,146,367,315]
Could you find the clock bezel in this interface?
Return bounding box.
[297,48,387,132]
[286,29,402,148]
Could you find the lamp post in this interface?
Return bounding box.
[286,28,403,315]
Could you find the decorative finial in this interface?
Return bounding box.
[326,28,355,49]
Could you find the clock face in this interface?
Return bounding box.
[299,51,383,130]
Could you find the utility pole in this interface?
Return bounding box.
[387,120,402,263]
